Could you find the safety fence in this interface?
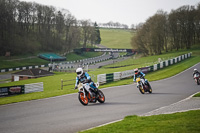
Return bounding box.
[61,79,74,90]
[0,64,48,73]
[0,82,43,97]
[97,53,192,84]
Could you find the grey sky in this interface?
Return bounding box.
[21,0,200,27]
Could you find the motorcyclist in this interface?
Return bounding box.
[133,68,148,85]
[193,68,200,77]
[74,68,98,94]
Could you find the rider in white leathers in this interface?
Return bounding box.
[74,68,98,94]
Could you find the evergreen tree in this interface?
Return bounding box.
[94,22,101,44]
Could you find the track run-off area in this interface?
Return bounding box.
[0,63,200,133]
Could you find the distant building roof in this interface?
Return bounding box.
[12,68,54,77]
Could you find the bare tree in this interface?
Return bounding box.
[80,20,92,48]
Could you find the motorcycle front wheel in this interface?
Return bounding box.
[139,85,145,94]
[148,88,152,93]
[97,90,105,103]
[197,79,200,85]
[78,92,88,105]
[148,84,152,93]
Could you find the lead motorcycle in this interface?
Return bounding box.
[193,73,200,85]
[77,82,105,106]
[136,77,152,94]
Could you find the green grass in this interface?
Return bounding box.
[81,110,200,133]
[0,57,49,69]
[0,48,199,105]
[0,52,103,69]
[100,29,133,49]
[103,49,195,69]
[194,93,200,97]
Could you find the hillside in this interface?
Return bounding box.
[100,28,133,49]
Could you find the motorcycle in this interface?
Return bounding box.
[193,73,200,85]
[77,82,105,106]
[136,77,152,94]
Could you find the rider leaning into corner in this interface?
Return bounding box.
[74,67,99,94]
[193,68,200,77]
[133,68,149,85]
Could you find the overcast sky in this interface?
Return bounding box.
[21,0,199,27]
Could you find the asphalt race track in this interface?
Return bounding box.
[0,63,200,133]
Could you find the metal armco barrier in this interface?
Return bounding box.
[97,52,192,84]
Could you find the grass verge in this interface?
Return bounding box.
[81,110,200,133]
[194,93,200,97]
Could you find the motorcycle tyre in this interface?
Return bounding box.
[97,90,105,103]
[78,92,88,106]
[139,85,145,94]
[148,84,152,93]
[197,79,200,85]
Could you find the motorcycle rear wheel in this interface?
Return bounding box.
[97,90,105,103]
[139,85,145,94]
[78,92,88,105]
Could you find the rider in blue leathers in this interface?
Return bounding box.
[74,68,98,93]
[133,68,149,85]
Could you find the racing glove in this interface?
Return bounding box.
[74,86,78,89]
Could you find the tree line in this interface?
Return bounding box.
[0,0,101,56]
[98,21,129,29]
[131,3,200,55]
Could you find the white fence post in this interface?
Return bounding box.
[165,60,168,67]
[154,64,157,71]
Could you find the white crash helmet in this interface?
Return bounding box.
[194,68,197,72]
[134,68,139,74]
[76,68,83,77]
